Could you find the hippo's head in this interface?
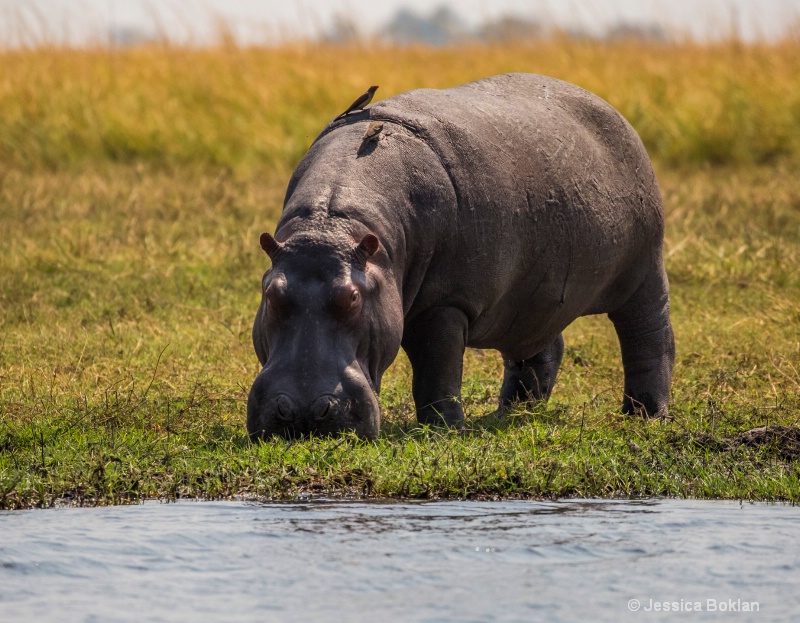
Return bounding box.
[247,221,403,440]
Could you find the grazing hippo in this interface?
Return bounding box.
[247,73,675,440]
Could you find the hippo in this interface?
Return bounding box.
[247,73,675,440]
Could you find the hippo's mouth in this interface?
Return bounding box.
[357,360,379,393]
[247,358,382,440]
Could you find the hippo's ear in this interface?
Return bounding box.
[260,232,283,260]
[354,233,379,265]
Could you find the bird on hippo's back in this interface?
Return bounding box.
[335,85,379,120]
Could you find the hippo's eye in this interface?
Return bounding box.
[265,282,287,317]
[333,284,361,316]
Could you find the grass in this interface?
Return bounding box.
[1,41,799,508]
[2,40,800,171]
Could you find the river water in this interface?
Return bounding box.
[1,499,798,622]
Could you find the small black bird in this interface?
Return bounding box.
[357,121,384,155]
[336,85,379,120]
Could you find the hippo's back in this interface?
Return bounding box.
[301,74,665,357]
[368,73,659,222]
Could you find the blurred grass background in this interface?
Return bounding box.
[1,40,799,506]
[2,40,800,171]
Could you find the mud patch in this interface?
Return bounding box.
[693,425,800,461]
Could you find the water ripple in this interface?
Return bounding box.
[1,499,798,622]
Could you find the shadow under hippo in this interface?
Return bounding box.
[247,73,675,440]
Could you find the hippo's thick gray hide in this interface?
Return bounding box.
[248,73,675,439]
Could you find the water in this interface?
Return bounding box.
[1,499,798,622]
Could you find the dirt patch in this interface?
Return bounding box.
[693,425,800,461]
[732,425,800,460]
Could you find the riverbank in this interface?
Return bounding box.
[1,42,799,508]
[2,161,798,508]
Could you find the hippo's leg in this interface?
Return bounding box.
[499,333,564,409]
[608,267,675,418]
[402,307,468,427]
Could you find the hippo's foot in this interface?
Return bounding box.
[403,306,468,428]
[499,333,564,411]
[609,269,675,418]
[416,398,466,427]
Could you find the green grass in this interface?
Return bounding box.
[1,162,798,508]
[1,42,800,508]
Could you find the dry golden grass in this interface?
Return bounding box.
[1,40,799,170]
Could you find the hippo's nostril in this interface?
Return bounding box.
[311,395,337,422]
[274,394,296,422]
